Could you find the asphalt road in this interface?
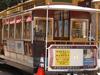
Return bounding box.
[0,71,14,75]
[0,64,32,75]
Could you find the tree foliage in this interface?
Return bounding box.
[0,0,28,11]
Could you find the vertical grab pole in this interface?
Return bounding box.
[90,21,92,45]
[89,13,93,45]
[45,4,49,70]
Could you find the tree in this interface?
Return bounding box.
[0,0,22,11]
[0,0,7,11]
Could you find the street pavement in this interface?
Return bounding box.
[0,71,14,75]
[0,64,24,75]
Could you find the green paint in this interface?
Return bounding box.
[52,0,72,3]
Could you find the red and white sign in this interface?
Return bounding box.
[16,16,22,23]
[10,18,15,24]
[3,19,9,25]
[26,16,32,22]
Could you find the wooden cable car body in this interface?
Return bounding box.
[0,4,100,75]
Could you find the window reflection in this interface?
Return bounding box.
[4,24,8,39]
[54,11,69,40]
[71,19,88,40]
[23,22,31,40]
[34,17,53,41]
[16,23,22,39]
[9,24,14,39]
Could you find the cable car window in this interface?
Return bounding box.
[71,19,88,40]
[64,20,69,37]
[34,17,53,41]
[3,19,9,39]
[15,16,22,39]
[35,19,46,33]
[48,20,53,39]
[4,24,8,39]
[9,24,14,39]
[16,22,22,39]
[9,18,15,39]
[23,15,32,40]
[24,41,32,56]
[23,22,31,39]
[59,21,62,37]
[54,11,69,40]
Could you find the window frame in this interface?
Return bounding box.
[15,22,22,39]
[23,21,32,40]
[53,10,69,40]
[3,24,9,40]
[2,19,9,40]
[34,17,53,41]
[70,18,89,41]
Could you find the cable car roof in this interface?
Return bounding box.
[32,5,100,12]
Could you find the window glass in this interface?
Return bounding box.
[34,17,53,41]
[48,20,52,38]
[9,24,14,39]
[24,41,32,56]
[54,21,58,37]
[58,21,63,37]
[4,24,8,39]
[16,23,22,39]
[54,11,69,39]
[3,19,9,39]
[98,14,100,40]
[15,16,22,39]
[35,19,46,33]
[64,20,69,37]
[9,18,15,39]
[71,19,88,39]
[23,22,32,39]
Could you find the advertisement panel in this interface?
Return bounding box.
[15,41,24,54]
[54,49,70,66]
[7,40,24,54]
[7,40,16,52]
[48,45,97,71]
[83,49,96,66]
